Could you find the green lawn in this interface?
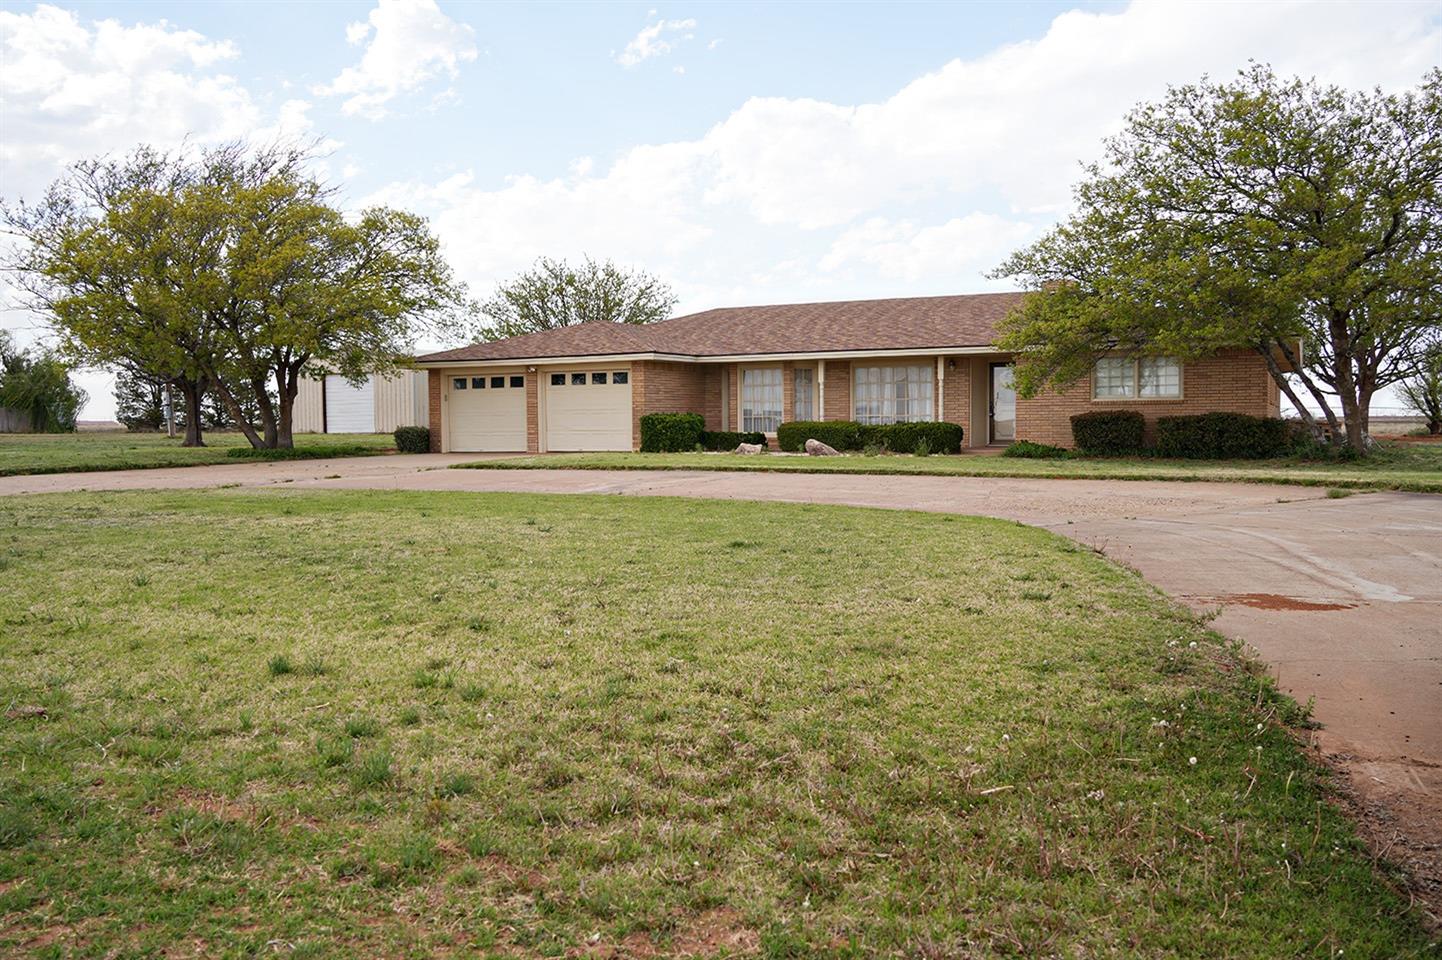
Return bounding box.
[0,431,395,476]
[457,440,1442,493]
[0,490,1430,957]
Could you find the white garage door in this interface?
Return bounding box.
[448,373,527,451]
[545,369,632,451]
[324,375,375,433]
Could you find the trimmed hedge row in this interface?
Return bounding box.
[1155,412,1290,459]
[700,430,767,451]
[394,425,430,453]
[639,412,704,452]
[776,420,963,455]
[1069,410,1145,454]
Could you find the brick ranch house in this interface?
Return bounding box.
[413,292,1282,453]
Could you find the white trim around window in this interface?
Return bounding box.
[1092,356,1182,400]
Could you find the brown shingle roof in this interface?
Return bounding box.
[415,291,1026,363]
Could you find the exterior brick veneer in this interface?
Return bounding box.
[1015,348,1280,447]
[427,370,443,452]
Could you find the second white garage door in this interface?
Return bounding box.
[545,369,632,451]
[448,373,527,451]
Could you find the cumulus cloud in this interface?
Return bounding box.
[316,0,477,119]
[0,3,260,199]
[615,16,697,68]
[819,215,1036,282]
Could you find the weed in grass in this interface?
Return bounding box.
[412,670,439,689]
[300,655,329,676]
[466,616,491,633]
[397,832,439,874]
[237,710,254,732]
[267,654,293,677]
[315,735,355,768]
[459,683,486,702]
[353,750,393,787]
[439,772,475,797]
[1327,488,1356,498]
[398,706,422,726]
[344,716,381,738]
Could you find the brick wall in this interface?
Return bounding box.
[1015,348,1281,447]
[630,360,710,449]
[823,360,851,421]
[427,370,443,452]
[941,360,971,443]
[525,373,539,453]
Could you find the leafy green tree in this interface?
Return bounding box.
[1399,342,1442,434]
[4,143,469,449]
[4,147,218,444]
[992,65,1442,453]
[113,369,166,431]
[477,256,676,341]
[0,331,86,432]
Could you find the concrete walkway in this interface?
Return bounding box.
[4,455,1439,911]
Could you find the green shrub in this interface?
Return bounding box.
[778,420,963,454]
[872,421,964,454]
[912,438,932,457]
[777,420,861,452]
[226,443,384,461]
[638,412,704,452]
[1155,412,1290,459]
[393,425,430,453]
[1003,440,1070,459]
[1070,410,1145,455]
[699,430,767,451]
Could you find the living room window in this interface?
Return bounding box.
[793,368,815,421]
[852,365,933,424]
[742,367,783,433]
[1093,357,1181,399]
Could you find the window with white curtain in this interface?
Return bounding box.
[793,368,815,421]
[742,367,783,433]
[1093,357,1181,399]
[852,365,934,424]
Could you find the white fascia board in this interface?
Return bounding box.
[416,345,1004,367]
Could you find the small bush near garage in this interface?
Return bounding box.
[1002,440,1071,459]
[700,430,767,451]
[1155,413,1290,459]
[777,420,862,452]
[393,426,430,453]
[639,412,705,452]
[1070,410,1145,455]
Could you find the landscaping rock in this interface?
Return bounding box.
[735,443,764,455]
[805,438,840,456]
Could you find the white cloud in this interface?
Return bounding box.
[615,17,697,68]
[819,215,1035,282]
[0,3,261,200]
[377,0,1442,318]
[316,0,477,120]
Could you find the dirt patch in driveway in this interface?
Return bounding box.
[1214,592,1360,612]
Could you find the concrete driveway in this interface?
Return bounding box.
[4,456,1439,913]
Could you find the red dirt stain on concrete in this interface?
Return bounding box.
[1218,592,1358,611]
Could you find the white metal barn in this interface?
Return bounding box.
[292,370,429,434]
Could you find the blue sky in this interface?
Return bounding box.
[2,0,1439,418]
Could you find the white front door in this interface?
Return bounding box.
[544,368,632,451]
[324,375,375,433]
[448,373,528,451]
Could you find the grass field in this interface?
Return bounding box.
[0,432,395,476]
[0,490,1432,957]
[457,440,1442,493]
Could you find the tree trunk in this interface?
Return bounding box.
[1260,340,1332,444]
[211,374,266,449]
[178,378,206,447]
[274,366,301,449]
